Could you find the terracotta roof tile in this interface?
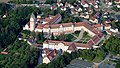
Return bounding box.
[76,43,90,48]
[91,0,96,5]
[67,43,77,51]
[44,40,92,48]
[43,14,61,25]
[36,23,44,29]
[62,22,73,27]
[1,52,8,54]
[81,0,86,5]
[92,23,101,28]
[93,12,99,18]
[114,0,119,2]
[47,49,58,61]
[92,35,100,43]
[87,40,94,46]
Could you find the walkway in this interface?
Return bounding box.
[70,33,78,38]
[37,48,43,65]
[73,29,84,42]
[94,54,110,67]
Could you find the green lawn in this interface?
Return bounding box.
[64,34,76,42]
[54,31,89,42]
[54,33,77,42]
[93,56,104,63]
[78,32,92,43]
[73,31,81,37]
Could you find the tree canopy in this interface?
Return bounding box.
[0,40,38,68]
[0,5,39,48]
[0,3,12,16]
[9,0,34,4]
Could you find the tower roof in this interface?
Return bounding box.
[31,13,35,20]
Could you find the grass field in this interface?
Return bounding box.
[0,0,9,3]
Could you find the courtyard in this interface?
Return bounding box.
[54,30,92,43]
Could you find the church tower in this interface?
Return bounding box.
[30,13,35,31]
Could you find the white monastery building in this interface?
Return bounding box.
[23,13,104,53]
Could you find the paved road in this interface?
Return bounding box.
[37,48,43,65]
[65,59,95,68]
[112,56,120,59]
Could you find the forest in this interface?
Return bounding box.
[45,0,76,4]
[0,3,39,68]
[0,40,39,68]
[9,0,33,4]
[0,3,39,48]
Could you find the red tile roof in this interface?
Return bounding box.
[81,0,86,5]
[91,0,96,6]
[75,43,91,48]
[1,48,8,55]
[1,52,8,54]
[87,40,94,46]
[92,23,111,28]
[62,22,73,27]
[42,21,104,49]
[65,2,69,6]
[47,49,58,61]
[91,35,100,43]
[92,23,101,28]
[36,22,101,35]
[36,23,44,29]
[97,33,103,38]
[92,28,101,34]
[67,43,77,51]
[75,22,93,30]
[44,40,93,48]
[114,0,119,2]
[43,48,51,55]
[107,0,110,3]
[27,22,30,28]
[43,14,61,24]
[93,12,99,18]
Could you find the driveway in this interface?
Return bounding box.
[37,48,43,65]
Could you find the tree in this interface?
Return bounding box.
[9,0,33,4]
[116,60,120,68]
[63,52,71,65]
[0,6,39,48]
[0,3,12,16]
[60,33,65,41]
[45,0,57,4]
[21,30,31,35]
[0,40,39,68]
[51,33,54,40]
[36,63,47,68]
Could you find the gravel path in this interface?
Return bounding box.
[73,29,84,42]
